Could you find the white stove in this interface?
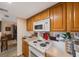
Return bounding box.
[29,40,52,57]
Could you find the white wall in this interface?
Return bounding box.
[17,18,26,56]
[1,20,16,34]
[1,21,13,34]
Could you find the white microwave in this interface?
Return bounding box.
[33,18,50,32]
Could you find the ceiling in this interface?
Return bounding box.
[0,2,58,20]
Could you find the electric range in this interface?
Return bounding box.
[29,39,52,57]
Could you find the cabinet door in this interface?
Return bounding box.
[40,9,49,20]
[67,3,73,32]
[67,2,79,32]
[30,17,33,31]
[73,3,79,31]
[27,17,33,31]
[22,40,29,57]
[50,3,66,32]
[50,7,54,32]
[27,19,31,31]
[34,14,40,22]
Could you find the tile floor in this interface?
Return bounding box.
[0,40,17,57]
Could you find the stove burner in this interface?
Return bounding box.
[33,41,37,43]
[37,40,42,42]
[40,43,46,47]
[45,42,49,44]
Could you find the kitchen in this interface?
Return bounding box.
[22,2,79,57]
[0,2,79,57]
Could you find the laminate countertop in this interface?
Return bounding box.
[23,37,37,43]
[46,41,72,57]
[23,37,72,57]
[46,47,72,57]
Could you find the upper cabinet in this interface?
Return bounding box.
[67,3,73,32]
[27,18,31,31]
[33,13,41,22]
[67,2,79,32]
[27,17,33,31]
[40,9,49,20]
[26,2,79,32]
[27,9,49,31]
[73,3,79,31]
[50,3,66,32]
[34,9,49,22]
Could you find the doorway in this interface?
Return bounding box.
[0,20,17,57]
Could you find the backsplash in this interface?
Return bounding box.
[74,32,79,40]
[50,32,65,37]
[23,31,34,37]
[24,31,79,40]
[50,32,79,39]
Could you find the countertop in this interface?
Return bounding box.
[45,41,72,57]
[46,47,72,57]
[23,37,72,57]
[46,44,71,57]
[23,37,37,43]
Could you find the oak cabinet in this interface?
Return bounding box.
[27,19,29,31]
[27,17,33,31]
[67,2,79,32]
[22,40,29,57]
[40,9,49,20]
[26,2,79,32]
[30,17,33,31]
[67,3,73,32]
[27,18,31,31]
[73,3,79,31]
[50,3,66,32]
[34,9,49,22]
[34,14,40,22]
[27,9,49,31]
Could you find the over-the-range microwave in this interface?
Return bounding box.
[33,18,50,32]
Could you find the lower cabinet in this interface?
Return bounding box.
[22,40,29,57]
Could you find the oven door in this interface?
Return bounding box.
[29,46,45,57]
